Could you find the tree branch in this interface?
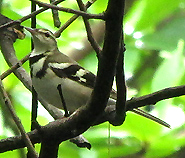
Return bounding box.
[93,85,185,126]
[112,33,127,126]
[0,78,38,157]
[54,0,97,38]
[0,54,30,80]
[0,0,65,30]
[1,84,184,153]
[126,85,185,110]
[31,0,104,20]
[50,0,61,28]
[76,0,101,58]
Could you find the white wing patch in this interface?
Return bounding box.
[73,69,87,82]
[49,63,73,69]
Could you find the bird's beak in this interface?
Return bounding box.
[24,27,37,35]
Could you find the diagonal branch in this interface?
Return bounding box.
[126,85,185,110]
[0,79,38,157]
[54,0,97,37]
[0,54,30,80]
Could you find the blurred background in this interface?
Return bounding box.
[1,0,185,157]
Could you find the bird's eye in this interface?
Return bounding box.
[44,32,50,37]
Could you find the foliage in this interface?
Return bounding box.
[1,0,185,157]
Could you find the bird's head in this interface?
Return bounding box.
[25,27,58,52]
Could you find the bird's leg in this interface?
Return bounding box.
[57,84,70,117]
[31,86,38,131]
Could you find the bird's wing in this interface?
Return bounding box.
[49,62,96,89]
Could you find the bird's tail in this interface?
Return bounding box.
[132,108,170,128]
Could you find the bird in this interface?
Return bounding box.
[25,27,170,128]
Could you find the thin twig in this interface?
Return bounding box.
[126,85,185,110]
[54,0,97,37]
[31,0,36,50]
[0,0,65,30]
[31,1,36,29]
[0,79,38,158]
[31,0,104,20]
[50,0,61,28]
[0,54,30,80]
[76,0,101,58]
